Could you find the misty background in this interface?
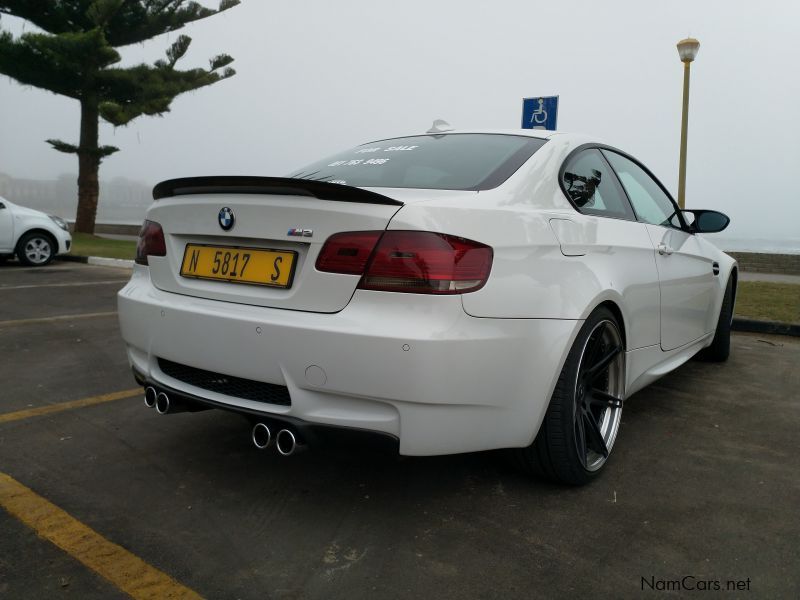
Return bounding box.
[1,0,798,251]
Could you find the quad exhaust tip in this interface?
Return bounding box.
[146,388,204,415]
[251,422,272,450]
[155,392,171,415]
[144,386,157,408]
[276,428,306,456]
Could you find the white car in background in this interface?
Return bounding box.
[0,196,72,266]
[118,128,736,485]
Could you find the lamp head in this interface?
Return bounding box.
[677,37,700,63]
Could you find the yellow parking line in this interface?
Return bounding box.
[0,389,140,424]
[0,472,203,600]
[0,311,117,328]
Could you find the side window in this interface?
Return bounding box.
[602,150,680,228]
[561,149,634,220]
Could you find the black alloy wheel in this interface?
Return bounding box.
[513,307,625,485]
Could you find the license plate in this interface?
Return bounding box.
[180,244,297,288]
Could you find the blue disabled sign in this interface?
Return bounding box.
[521,96,558,130]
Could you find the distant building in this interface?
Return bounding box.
[0,173,152,224]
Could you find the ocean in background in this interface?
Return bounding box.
[705,236,800,255]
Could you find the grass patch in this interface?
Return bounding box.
[70,233,137,260]
[735,281,799,324]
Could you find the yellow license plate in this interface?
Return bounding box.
[180,244,297,288]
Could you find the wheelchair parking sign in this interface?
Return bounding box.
[522,96,559,130]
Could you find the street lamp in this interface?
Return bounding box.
[676,37,700,209]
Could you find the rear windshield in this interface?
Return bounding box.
[289,133,546,191]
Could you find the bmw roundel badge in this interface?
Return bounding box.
[218,207,235,231]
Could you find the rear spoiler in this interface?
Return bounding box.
[152,176,404,206]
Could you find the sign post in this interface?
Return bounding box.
[521,96,559,130]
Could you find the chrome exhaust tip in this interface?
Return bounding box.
[251,422,273,450]
[276,429,306,456]
[144,386,157,408]
[155,392,171,415]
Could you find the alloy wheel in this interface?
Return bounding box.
[24,237,52,264]
[573,319,625,471]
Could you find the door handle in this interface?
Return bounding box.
[657,243,673,256]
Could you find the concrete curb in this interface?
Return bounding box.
[87,256,134,269]
[56,255,89,264]
[57,255,134,269]
[732,318,800,337]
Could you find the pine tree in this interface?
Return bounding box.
[0,1,240,233]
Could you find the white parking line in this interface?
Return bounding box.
[1,265,79,272]
[0,280,128,291]
[0,312,117,327]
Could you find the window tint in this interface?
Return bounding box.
[602,150,679,227]
[290,134,546,191]
[561,149,634,219]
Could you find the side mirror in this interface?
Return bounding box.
[684,209,730,234]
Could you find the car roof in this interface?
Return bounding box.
[370,128,552,140]
[366,129,600,146]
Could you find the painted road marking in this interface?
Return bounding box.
[0,311,117,328]
[0,265,78,272]
[0,280,128,290]
[0,389,140,424]
[0,472,203,600]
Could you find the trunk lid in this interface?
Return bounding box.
[145,178,403,313]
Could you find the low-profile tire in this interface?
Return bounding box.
[16,231,56,266]
[513,307,625,485]
[698,276,734,362]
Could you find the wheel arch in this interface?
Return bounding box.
[15,228,59,255]
[594,299,627,351]
[578,292,629,352]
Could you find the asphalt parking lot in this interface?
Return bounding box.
[1,262,798,599]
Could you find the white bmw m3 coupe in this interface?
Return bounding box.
[118,128,736,484]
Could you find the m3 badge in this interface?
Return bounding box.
[287,228,313,238]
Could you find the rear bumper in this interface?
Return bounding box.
[118,266,580,455]
[133,373,402,454]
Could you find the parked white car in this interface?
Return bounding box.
[0,196,72,266]
[118,129,736,484]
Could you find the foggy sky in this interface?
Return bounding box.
[1,0,798,241]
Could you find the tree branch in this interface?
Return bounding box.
[105,0,241,47]
[45,139,119,160]
[97,55,236,126]
[46,139,79,154]
[0,1,89,34]
[0,28,120,100]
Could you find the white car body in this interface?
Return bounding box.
[0,196,72,263]
[118,130,736,465]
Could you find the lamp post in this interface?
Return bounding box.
[676,37,700,209]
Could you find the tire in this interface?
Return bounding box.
[512,307,625,485]
[699,276,734,362]
[16,231,56,266]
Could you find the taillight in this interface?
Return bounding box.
[135,220,167,265]
[316,230,493,294]
[315,231,383,274]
